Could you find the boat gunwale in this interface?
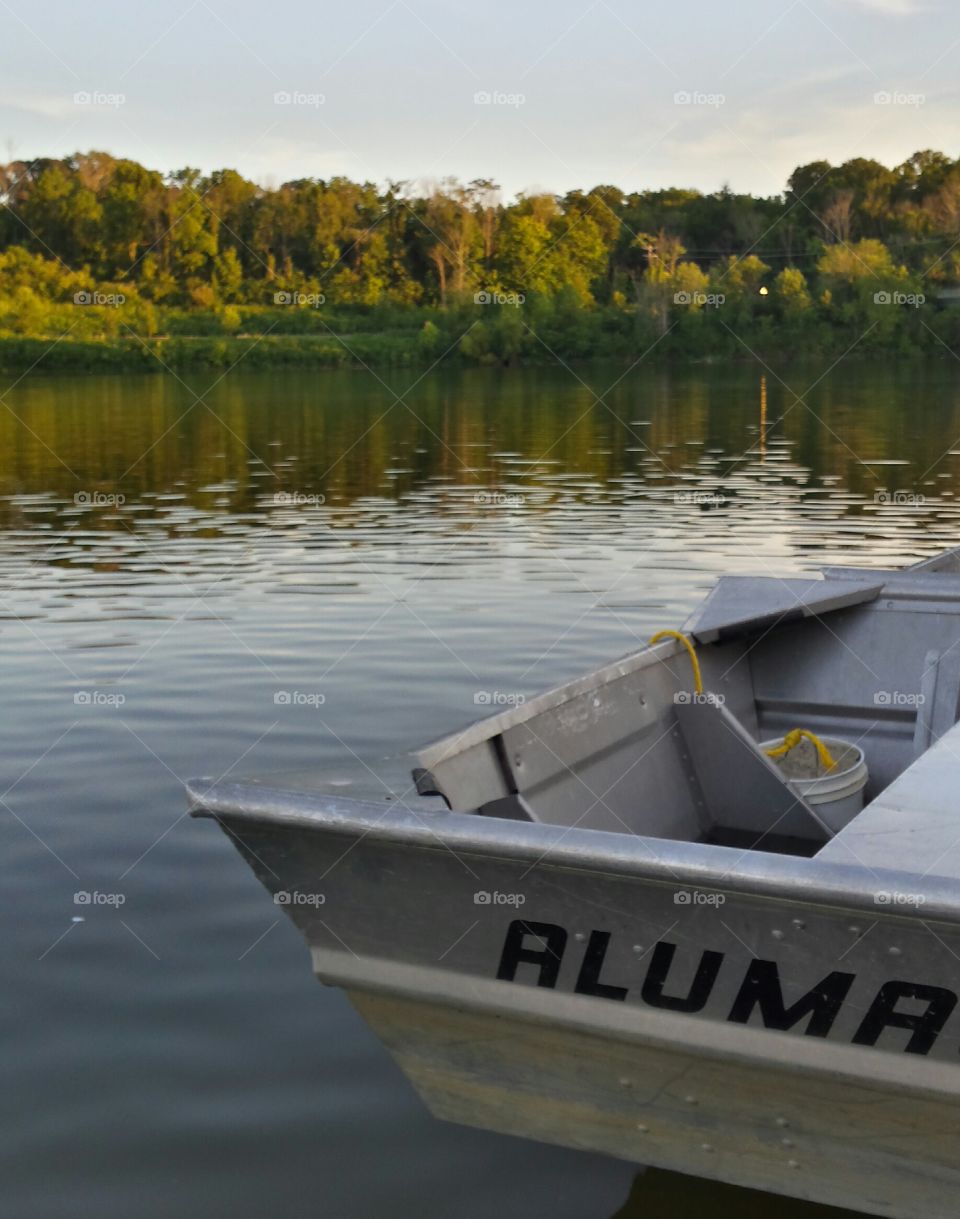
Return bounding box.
[186,777,960,925]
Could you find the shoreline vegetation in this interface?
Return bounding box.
[3,150,960,371]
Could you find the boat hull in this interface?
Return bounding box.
[190,781,960,1219]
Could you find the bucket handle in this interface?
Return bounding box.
[765,729,838,772]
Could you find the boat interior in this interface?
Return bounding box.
[415,558,960,869]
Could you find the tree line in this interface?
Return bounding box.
[1,149,960,364]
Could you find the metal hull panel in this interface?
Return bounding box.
[351,989,960,1219]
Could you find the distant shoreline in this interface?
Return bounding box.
[1,310,957,374]
[0,332,422,373]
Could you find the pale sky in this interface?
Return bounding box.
[0,0,956,198]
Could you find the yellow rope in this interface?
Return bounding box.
[766,728,838,772]
[649,630,703,695]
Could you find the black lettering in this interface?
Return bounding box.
[575,930,628,1001]
[853,981,957,1055]
[728,960,855,1036]
[496,919,567,988]
[641,941,724,1012]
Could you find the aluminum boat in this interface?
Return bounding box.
[188,548,960,1218]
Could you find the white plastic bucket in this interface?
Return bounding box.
[759,736,868,834]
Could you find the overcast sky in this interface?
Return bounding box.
[0,0,956,198]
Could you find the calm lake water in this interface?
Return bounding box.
[3,359,957,1219]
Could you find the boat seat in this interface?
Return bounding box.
[913,648,960,756]
[684,575,883,644]
[818,717,960,881]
